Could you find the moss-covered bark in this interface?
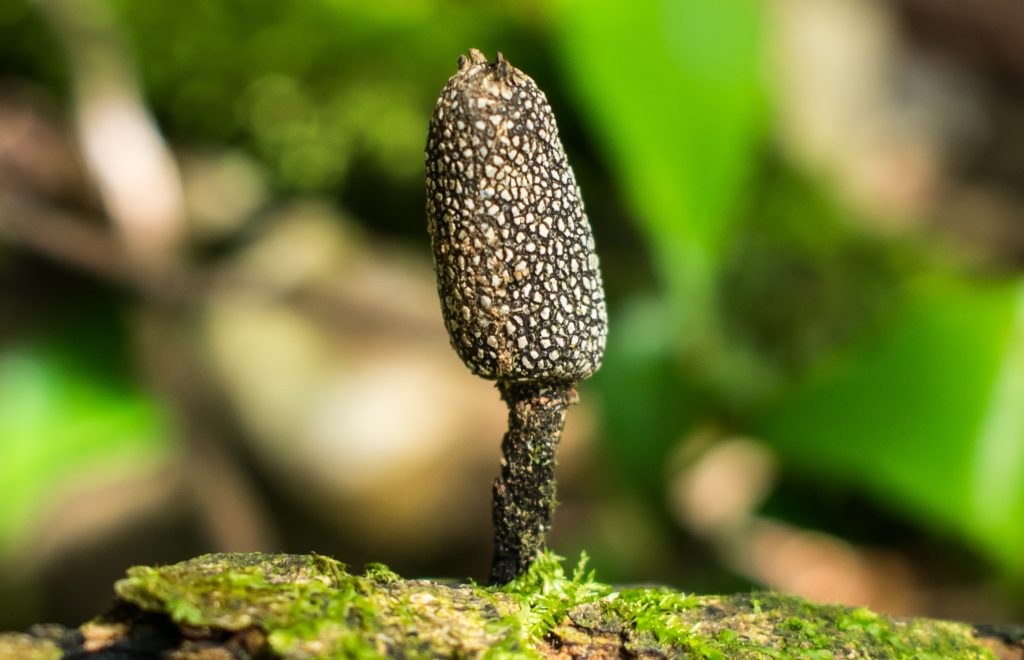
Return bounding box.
[1,552,1019,658]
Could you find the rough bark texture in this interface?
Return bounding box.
[490,381,575,584]
[1,552,1020,659]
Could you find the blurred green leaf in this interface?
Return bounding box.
[558,0,769,493]
[589,297,705,493]
[757,277,1024,574]
[554,0,767,303]
[0,346,171,557]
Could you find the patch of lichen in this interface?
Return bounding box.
[0,633,61,660]
[607,591,994,659]
[500,554,992,659]
[115,552,529,657]
[110,551,995,659]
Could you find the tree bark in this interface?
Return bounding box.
[1,552,1019,659]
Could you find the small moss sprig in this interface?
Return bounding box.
[425,49,608,583]
[499,550,612,639]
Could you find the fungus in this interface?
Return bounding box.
[425,48,608,583]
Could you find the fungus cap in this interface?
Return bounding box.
[425,49,607,383]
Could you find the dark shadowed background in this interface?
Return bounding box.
[1,0,1023,630]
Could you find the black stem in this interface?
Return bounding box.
[489,380,576,585]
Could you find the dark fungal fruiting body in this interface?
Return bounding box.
[425,49,607,584]
[425,48,607,382]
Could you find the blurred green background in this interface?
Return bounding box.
[2,0,1023,629]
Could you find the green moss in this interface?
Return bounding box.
[362,563,399,585]
[110,551,996,659]
[497,550,611,638]
[115,552,525,657]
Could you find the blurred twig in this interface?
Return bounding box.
[31,0,186,280]
[0,193,130,284]
[27,0,277,554]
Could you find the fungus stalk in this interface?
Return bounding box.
[426,49,607,584]
[491,381,577,584]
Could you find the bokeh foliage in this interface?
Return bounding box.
[0,343,169,560]
[553,0,1024,580]
[114,0,546,193]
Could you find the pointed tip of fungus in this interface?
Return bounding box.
[459,48,488,72]
[495,51,513,81]
[457,48,517,83]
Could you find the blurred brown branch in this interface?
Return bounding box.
[31,0,187,280]
[16,0,278,556]
[0,193,130,285]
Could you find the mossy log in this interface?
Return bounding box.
[1,552,1020,659]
